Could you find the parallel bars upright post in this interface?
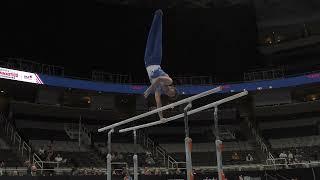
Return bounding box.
[184,103,194,180]
[214,107,225,180]
[133,130,138,180]
[107,129,114,180]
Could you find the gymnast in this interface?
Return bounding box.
[143,9,177,120]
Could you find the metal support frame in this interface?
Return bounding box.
[214,107,225,180]
[107,129,114,180]
[133,130,138,180]
[184,103,193,180]
[98,90,247,180]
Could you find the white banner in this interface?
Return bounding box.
[0,67,43,84]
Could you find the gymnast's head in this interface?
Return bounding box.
[163,83,178,101]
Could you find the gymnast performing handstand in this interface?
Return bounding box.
[143,9,177,120]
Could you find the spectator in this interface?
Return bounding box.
[295,150,302,163]
[92,167,99,175]
[111,153,116,161]
[246,154,253,162]
[47,143,53,152]
[232,152,240,161]
[145,154,155,166]
[154,168,161,175]
[25,160,32,176]
[175,168,181,175]
[124,173,132,180]
[165,169,169,175]
[279,151,287,159]
[55,154,63,163]
[0,161,4,176]
[112,169,117,175]
[39,145,45,155]
[31,163,37,176]
[142,167,151,175]
[0,169,2,176]
[288,151,294,163]
[83,169,88,176]
[46,144,54,161]
[146,151,152,156]
[12,167,18,176]
[118,153,124,161]
[70,167,78,176]
[46,154,53,162]
[114,153,119,161]
[192,169,196,176]
[97,169,103,176]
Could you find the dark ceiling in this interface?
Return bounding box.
[1,0,320,82]
[95,0,250,8]
[1,0,259,82]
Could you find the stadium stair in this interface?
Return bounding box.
[0,124,25,167]
[244,116,273,162]
[64,123,91,145]
[137,130,178,167]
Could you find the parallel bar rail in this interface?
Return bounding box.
[119,91,248,133]
[98,86,222,132]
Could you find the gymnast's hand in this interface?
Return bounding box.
[160,117,166,122]
[144,86,153,98]
[144,78,162,98]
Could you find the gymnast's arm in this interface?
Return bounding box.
[154,89,164,120]
[144,76,173,98]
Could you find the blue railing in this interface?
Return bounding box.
[1,57,320,95]
[38,70,320,95]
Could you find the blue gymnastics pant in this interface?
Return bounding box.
[144,9,163,67]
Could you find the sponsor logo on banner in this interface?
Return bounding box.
[0,67,43,84]
[24,75,33,79]
[131,85,144,90]
[306,73,320,79]
[0,69,18,79]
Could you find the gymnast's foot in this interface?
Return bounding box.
[155,9,163,16]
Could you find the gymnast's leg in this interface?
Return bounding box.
[144,9,163,68]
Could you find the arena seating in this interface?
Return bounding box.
[159,141,260,166]
[262,125,317,139]
[0,149,22,167]
[0,138,10,150]
[13,117,169,168]
[29,139,105,167]
[272,146,320,162]
[11,119,106,168]
[0,137,22,167]
[172,150,260,166]
[160,141,254,153]
[95,143,145,154]
[18,128,70,142]
[30,140,90,152]
[269,135,320,149]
